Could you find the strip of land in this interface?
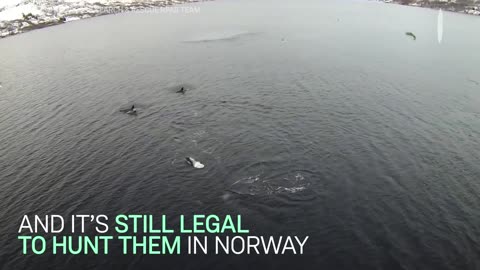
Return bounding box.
[380,0,480,15]
[0,0,204,38]
[1,0,479,39]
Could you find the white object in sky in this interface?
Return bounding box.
[437,9,444,44]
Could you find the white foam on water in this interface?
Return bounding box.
[277,186,306,194]
[193,161,204,169]
[230,172,309,195]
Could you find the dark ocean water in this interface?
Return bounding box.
[0,0,480,269]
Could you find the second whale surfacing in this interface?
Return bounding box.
[119,105,137,115]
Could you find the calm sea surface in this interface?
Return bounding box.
[0,0,479,269]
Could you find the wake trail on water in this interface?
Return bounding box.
[183,31,260,43]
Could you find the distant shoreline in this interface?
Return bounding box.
[379,0,480,16]
[0,0,207,39]
[1,0,479,40]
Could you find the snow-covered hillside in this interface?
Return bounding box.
[0,0,200,38]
